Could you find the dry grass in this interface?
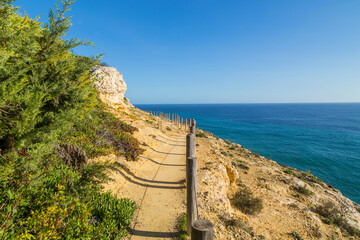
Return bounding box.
[233,187,263,215]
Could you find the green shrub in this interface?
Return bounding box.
[237,163,250,170]
[91,192,137,239]
[291,230,304,240]
[221,151,228,156]
[64,104,144,160]
[233,188,263,215]
[196,132,207,138]
[0,1,139,239]
[315,201,360,237]
[177,214,188,240]
[292,185,313,196]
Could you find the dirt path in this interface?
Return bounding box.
[105,119,187,240]
[129,133,186,239]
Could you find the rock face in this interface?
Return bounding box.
[91,66,132,108]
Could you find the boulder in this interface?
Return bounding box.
[91,65,132,108]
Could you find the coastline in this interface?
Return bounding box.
[135,103,360,205]
[106,106,360,239]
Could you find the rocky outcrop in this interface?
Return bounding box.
[91,66,132,108]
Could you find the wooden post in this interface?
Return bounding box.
[192,119,196,128]
[158,120,162,131]
[185,119,188,131]
[187,157,198,234]
[191,220,214,240]
[186,133,196,159]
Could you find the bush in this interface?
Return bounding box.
[292,185,313,196]
[91,192,137,239]
[314,201,360,237]
[233,188,263,215]
[64,105,144,160]
[290,230,304,240]
[177,214,188,240]
[0,1,140,239]
[195,132,207,138]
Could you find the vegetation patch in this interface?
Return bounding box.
[283,169,294,175]
[196,132,207,138]
[177,214,188,240]
[290,230,304,240]
[292,185,313,196]
[221,151,228,156]
[219,216,254,235]
[233,187,263,215]
[0,1,139,238]
[314,201,360,237]
[299,172,325,187]
[65,105,144,161]
[237,163,250,170]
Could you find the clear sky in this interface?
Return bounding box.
[14,0,360,104]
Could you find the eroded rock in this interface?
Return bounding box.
[91,65,132,108]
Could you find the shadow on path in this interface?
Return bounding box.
[129,229,180,238]
[140,156,185,167]
[115,163,185,185]
[153,138,186,147]
[145,145,185,156]
[155,135,186,143]
[112,166,185,190]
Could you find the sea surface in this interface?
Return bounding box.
[136,103,360,204]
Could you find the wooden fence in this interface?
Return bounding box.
[145,110,214,240]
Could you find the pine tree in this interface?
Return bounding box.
[0,0,99,155]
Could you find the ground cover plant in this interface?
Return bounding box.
[314,201,360,237]
[233,187,263,215]
[0,0,141,238]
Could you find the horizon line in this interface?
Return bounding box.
[133,101,360,105]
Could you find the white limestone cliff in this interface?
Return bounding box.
[91,65,132,108]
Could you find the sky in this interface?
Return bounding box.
[14,0,360,104]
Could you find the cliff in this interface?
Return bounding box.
[91,68,360,239]
[98,106,360,239]
[91,65,132,108]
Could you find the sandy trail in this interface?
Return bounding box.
[110,120,187,240]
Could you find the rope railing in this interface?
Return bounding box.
[145,109,214,239]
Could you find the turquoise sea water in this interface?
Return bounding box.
[136,103,360,204]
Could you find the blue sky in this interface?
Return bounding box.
[15,0,360,104]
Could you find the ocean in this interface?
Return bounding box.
[135,103,360,204]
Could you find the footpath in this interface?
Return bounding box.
[107,118,187,240]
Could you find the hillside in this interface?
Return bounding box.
[1,1,360,239]
[100,101,360,239]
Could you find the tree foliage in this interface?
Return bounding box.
[0,1,141,238]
